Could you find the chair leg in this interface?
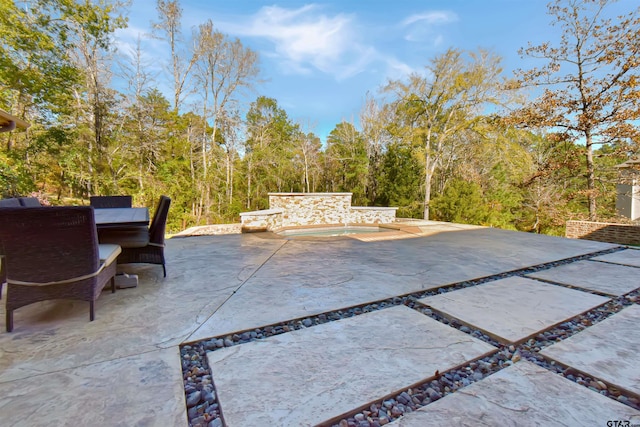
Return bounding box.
[90,300,95,321]
[111,276,116,293]
[162,263,166,278]
[6,309,13,332]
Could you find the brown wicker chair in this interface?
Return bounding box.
[0,207,121,332]
[18,197,42,207]
[90,195,132,209]
[115,196,171,277]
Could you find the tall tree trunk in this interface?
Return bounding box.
[585,131,596,221]
[226,150,232,204]
[423,151,432,220]
[246,157,252,209]
[87,136,94,196]
[303,150,310,192]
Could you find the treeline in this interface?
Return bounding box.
[1,0,639,234]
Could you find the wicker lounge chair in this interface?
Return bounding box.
[18,197,42,207]
[0,207,121,332]
[90,195,133,208]
[111,195,171,277]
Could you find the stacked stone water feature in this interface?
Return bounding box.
[239,192,397,232]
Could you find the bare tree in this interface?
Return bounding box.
[294,125,322,193]
[192,20,259,217]
[114,36,158,190]
[514,0,640,220]
[152,0,197,112]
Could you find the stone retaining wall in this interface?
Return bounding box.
[175,223,242,236]
[239,193,397,232]
[566,220,640,245]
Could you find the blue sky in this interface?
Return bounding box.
[116,0,630,142]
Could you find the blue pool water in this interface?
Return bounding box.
[278,226,382,237]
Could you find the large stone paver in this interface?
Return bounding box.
[419,277,610,343]
[206,305,496,427]
[0,234,283,384]
[541,304,640,397]
[593,248,640,268]
[0,347,186,426]
[191,228,615,339]
[388,361,640,426]
[526,260,640,296]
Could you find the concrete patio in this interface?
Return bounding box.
[0,221,639,426]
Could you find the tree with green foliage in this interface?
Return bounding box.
[292,128,323,193]
[384,48,508,219]
[360,93,392,204]
[377,142,422,218]
[0,0,80,128]
[244,96,297,209]
[431,178,489,224]
[64,0,128,196]
[325,122,369,204]
[450,123,534,229]
[1,0,128,199]
[517,133,584,234]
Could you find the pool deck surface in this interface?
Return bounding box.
[0,220,639,426]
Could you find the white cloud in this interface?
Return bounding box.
[113,25,164,68]
[401,10,458,45]
[402,11,458,27]
[383,56,419,80]
[120,3,449,86]
[217,4,375,81]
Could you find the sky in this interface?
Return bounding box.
[116,0,632,142]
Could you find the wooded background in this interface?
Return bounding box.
[1,0,639,235]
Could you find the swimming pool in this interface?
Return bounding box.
[277,226,383,237]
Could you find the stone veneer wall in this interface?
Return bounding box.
[239,193,397,232]
[269,193,353,227]
[566,220,640,245]
[350,206,397,224]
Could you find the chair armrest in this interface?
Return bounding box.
[99,244,122,266]
[9,245,122,286]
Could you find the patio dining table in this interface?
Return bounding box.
[94,207,149,229]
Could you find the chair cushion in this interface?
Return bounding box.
[98,227,150,248]
[18,197,42,207]
[98,244,122,266]
[0,198,21,207]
